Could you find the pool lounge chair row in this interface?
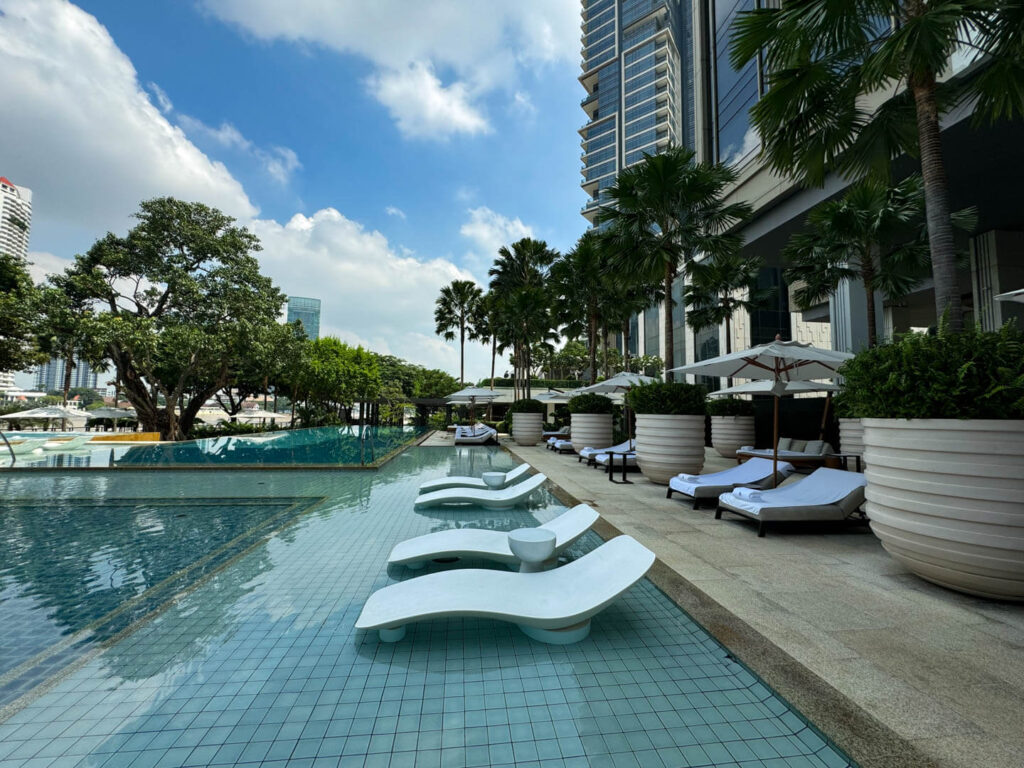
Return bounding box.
[454,423,498,445]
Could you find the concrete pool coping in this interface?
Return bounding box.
[483,436,1024,768]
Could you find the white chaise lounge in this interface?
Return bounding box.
[454,424,498,445]
[593,451,637,469]
[552,438,575,453]
[356,535,655,643]
[578,440,633,464]
[667,458,795,508]
[418,463,531,494]
[543,426,569,439]
[42,434,95,452]
[8,438,46,455]
[388,503,600,569]
[716,468,867,537]
[414,473,547,509]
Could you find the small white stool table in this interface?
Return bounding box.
[481,471,506,489]
[507,528,556,573]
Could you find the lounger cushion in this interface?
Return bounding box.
[593,452,637,467]
[803,440,826,455]
[788,439,807,452]
[669,458,795,500]
[718,468,866,523]
[776,437,792,451]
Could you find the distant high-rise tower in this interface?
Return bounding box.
[579,1,693,227]
[34,357,102,393]
[0,176,32,260]
[287,296,321,340]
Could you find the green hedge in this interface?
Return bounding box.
[707,397,755,417]
[476,378,582,389]
[567,393,614,414]
[506,398,546,414]
[835,324,1024,419]
[626,382,707,415]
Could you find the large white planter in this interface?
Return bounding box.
[839,418,865,463]
[511,412,544,447]
[570,413,613,454]
[711,415,754,458]
[634,414,705,484]
[863,419,1024,600]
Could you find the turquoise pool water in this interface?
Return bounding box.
[0,447,854,767]
[1,426,426,469]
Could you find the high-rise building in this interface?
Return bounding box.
[287,296,321,340]
[0,176,32,260]
[0,371,15,392]
[34,357,102,393]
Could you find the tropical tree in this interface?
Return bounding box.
[730,0,1024,332]
[549,231,610,383]
[434,279,483,384]
[470,292,500,390]
[599,147,752,379]
[214,321,306,415]
[783,175,973,347]
[0,252,43,374]
[58,198,286,440]
[684,252,776,356]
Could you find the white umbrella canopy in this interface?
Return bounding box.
[0,405,86,422]
[535,390,577,404]
[87,407,137,420]
[669,339,852,382]
[577,372,656,393]
[445,386,501,403]
[709,380,840,397]
[995,288,1024,303]
[236,409,291,422]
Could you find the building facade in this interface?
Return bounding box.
[580,2,1024,366]
[287,296,321,340]
[33,357,102,393]
[0,370,15,392]
[1,176,32,261]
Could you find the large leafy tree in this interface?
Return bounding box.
[0,252,43,376]
[684,252,776,356]
[214,321,306,415]
[730,0,1024,332]
[488,238,558,398]
[549,231,610,384]
[60,198,286,440]
[434,279,483,384]
[783,175,972,347]
[599,147,751,379]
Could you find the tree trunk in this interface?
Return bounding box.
[62,351,74,407]
[725,314,733,388]
[910,72,962,332]
[622,321,631,371]
[588,311,598,383]
[862,251,879,348]
[459,321,466,384]
[663,263,675,381]
[490,336,496,390]
[601,325,610,378]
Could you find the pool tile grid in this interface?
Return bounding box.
[0,447,853,767]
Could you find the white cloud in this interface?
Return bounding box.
[385,206,406,220]
[366,62,490,140]
[26,251,74,284]
[177,115,301,185]
[198,0,579,140]
[0,0,257,240]
[148,82,173,114]
[459,206,533,271]
[512,90,537,118]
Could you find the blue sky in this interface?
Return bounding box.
[0,0,586,380]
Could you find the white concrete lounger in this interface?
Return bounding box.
[42,434,95,451]
[578,440,633,463]
[667,458,795,508]
[717,468,867,537]
[357,534,655,644]
[413,472,547,509]
[8,438,47,455]
[418,463,531,494]
[388,503,600,569]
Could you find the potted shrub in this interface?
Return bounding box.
[837,323,1024,600]
[506,398,546,446]
[567,393,614,454]
[706,397,755,458]
[834,400,866,465]
[625,382,707,484]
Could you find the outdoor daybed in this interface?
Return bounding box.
[667,458,795,508]
[735,437,834,468]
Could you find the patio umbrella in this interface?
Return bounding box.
[446,386,501,421]
[708,380,839,397]
[577,372,656,436]
[236,408,291,423]
[995,287,1024,303]
[0,405,87,430]
[671,339,853,485]
[85,406,137,432]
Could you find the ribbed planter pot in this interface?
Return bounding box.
[511,412,544,447]
[711,416,754,458]
[839,418,865,463]
[634,414,705,485]
[863,419,1024,600]
[570,413,613,454]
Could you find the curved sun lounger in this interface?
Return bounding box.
[454,425,498,445]
[414,473,547,509]
[716,468,867,537]
[42,434,95,452]
[667,458,795,508]
[578,439,633,464]
[418,463,531,494]
[8,438,47,455]
[388,503,600,569]
[593,452,637,468]
[357,535,655,644]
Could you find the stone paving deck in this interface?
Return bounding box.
[487,435,1024,768]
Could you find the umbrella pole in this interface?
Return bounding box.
[772,395,780,489]
[819,391,833,441]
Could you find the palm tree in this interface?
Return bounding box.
[684,252,777,357]
[433,279,482,384]
[599,147,752,379]
[470,291,499,390]
[782,175,971,347]
[730,1,1024,332]
[549,231,609,384]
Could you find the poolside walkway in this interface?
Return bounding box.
[498,437,1024,768]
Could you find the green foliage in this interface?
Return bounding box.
[626,382,707,415]
[506,398,546,415]
[413,368,460,399]
[47,387,104,406]
[0,252,43,373]
[427,411,449,430]
[188,421,271,439]
[835,324,1024,419]
[567,393,615,414]
[684,252,776,349]
[479,378,582,389]
[707,397,755,417]
[434,279,484,383]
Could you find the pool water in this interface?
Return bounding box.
[0,447,853,767]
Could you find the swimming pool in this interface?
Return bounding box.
[0,446,853,767]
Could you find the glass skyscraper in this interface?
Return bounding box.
[287,296,321,340]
